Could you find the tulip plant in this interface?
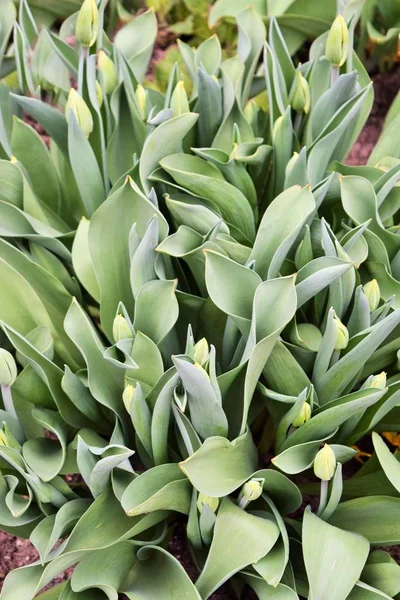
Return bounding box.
[0,0,400,599]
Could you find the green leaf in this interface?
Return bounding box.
[121,463,191,516]
[372,432,400,494]
[114,9,157,82]
[179,429,258,497]
[303,508,369,600]
[195,498,280,599]
[134,280,179,345]
[122,546,201,600]
[329,496,400,545]
[249,185,315,279]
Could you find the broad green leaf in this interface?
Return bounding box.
[121,463,191,516]
[195,498,280,599]
[114,9,157,82]
[140,113,199,193]
[122,546,201,600]
[372,432,400,494]
[303,509,369,600]
[89,178,167,340]
[179,429,258,497]
[249,185,315,279]
[134,280,179,345]
[329,497,400,545]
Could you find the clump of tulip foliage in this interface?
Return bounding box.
[0,0,400,598]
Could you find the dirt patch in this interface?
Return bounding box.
[346,65,400,165]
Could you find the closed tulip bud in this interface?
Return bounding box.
[113,315,133,343]
[197,493,219,514]
[239,479,263,508]
[96,81,103,107]
[363,279,380,312]
[65,89,93,138]
[98,50,118,95]
[292,402,311,427]
[170,80,190,116]
[76,0,99,48]
[333,315,349,351]
[193,338,209,366]
[314,444,336,481]
[325,15,349,67]
[135,85,147,120]
[370,372,387,390]
[122,385,135,413]
[0,424,21,451]
[0,349,17,387]
[289,71,311,114]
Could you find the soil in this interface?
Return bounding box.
[346,65,400,165]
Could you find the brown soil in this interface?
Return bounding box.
[346,65,400,165]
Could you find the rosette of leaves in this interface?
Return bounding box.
[0,2,400,599]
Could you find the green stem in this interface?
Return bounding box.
[78,46,89,96]
[294,112,303,135]
[330,65,339,87]
[317,479,329,516]
[1,385,16,418]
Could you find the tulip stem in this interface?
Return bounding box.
[78,46,89,96]
[330,65,339,87]
[294,113,303,135]
[317,480,328,516]
[1,385,16,418]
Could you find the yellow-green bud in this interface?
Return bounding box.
[98,50,118,95]
[325,15,349,68]
[314,444,336,481]
[197,493,219,514]
[96,81,103,108]
[244,99,257,124]
[0,424,21,450]
[0,349,17,387]
[122,384,135,413]
[370,372,387,390]
[292,402,312,427]
[289,71,311,114]
[193,338,209,366]
[170,80,190,116]
[241,480,263,503]
[333,315,349,351]
[113,315,133,343]
[135,85,147,120]
[65,89,93,138]
[76,0,99,48]
[363,279,380,312]
[272,115,284,141]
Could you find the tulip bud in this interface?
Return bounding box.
[325,15,349,68]
[65,89,93,138]
[238,479,263,508]
[112,315,133,343]
[289,71,311,114]
[333,315,349,351]
[363,279,380,312]
[98,50,118,95]
[76,0,99,48]
[193,338,209,366]
[122,384,135,413]
[96,81,103,107]
[369,372,387,390]
[197,493,219,514]
[170,80,190,116]
[135,85,147,120]
[292,402,311,427]
[0,423,21,451]
[314,444,336,481]
[0,349,17,387]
